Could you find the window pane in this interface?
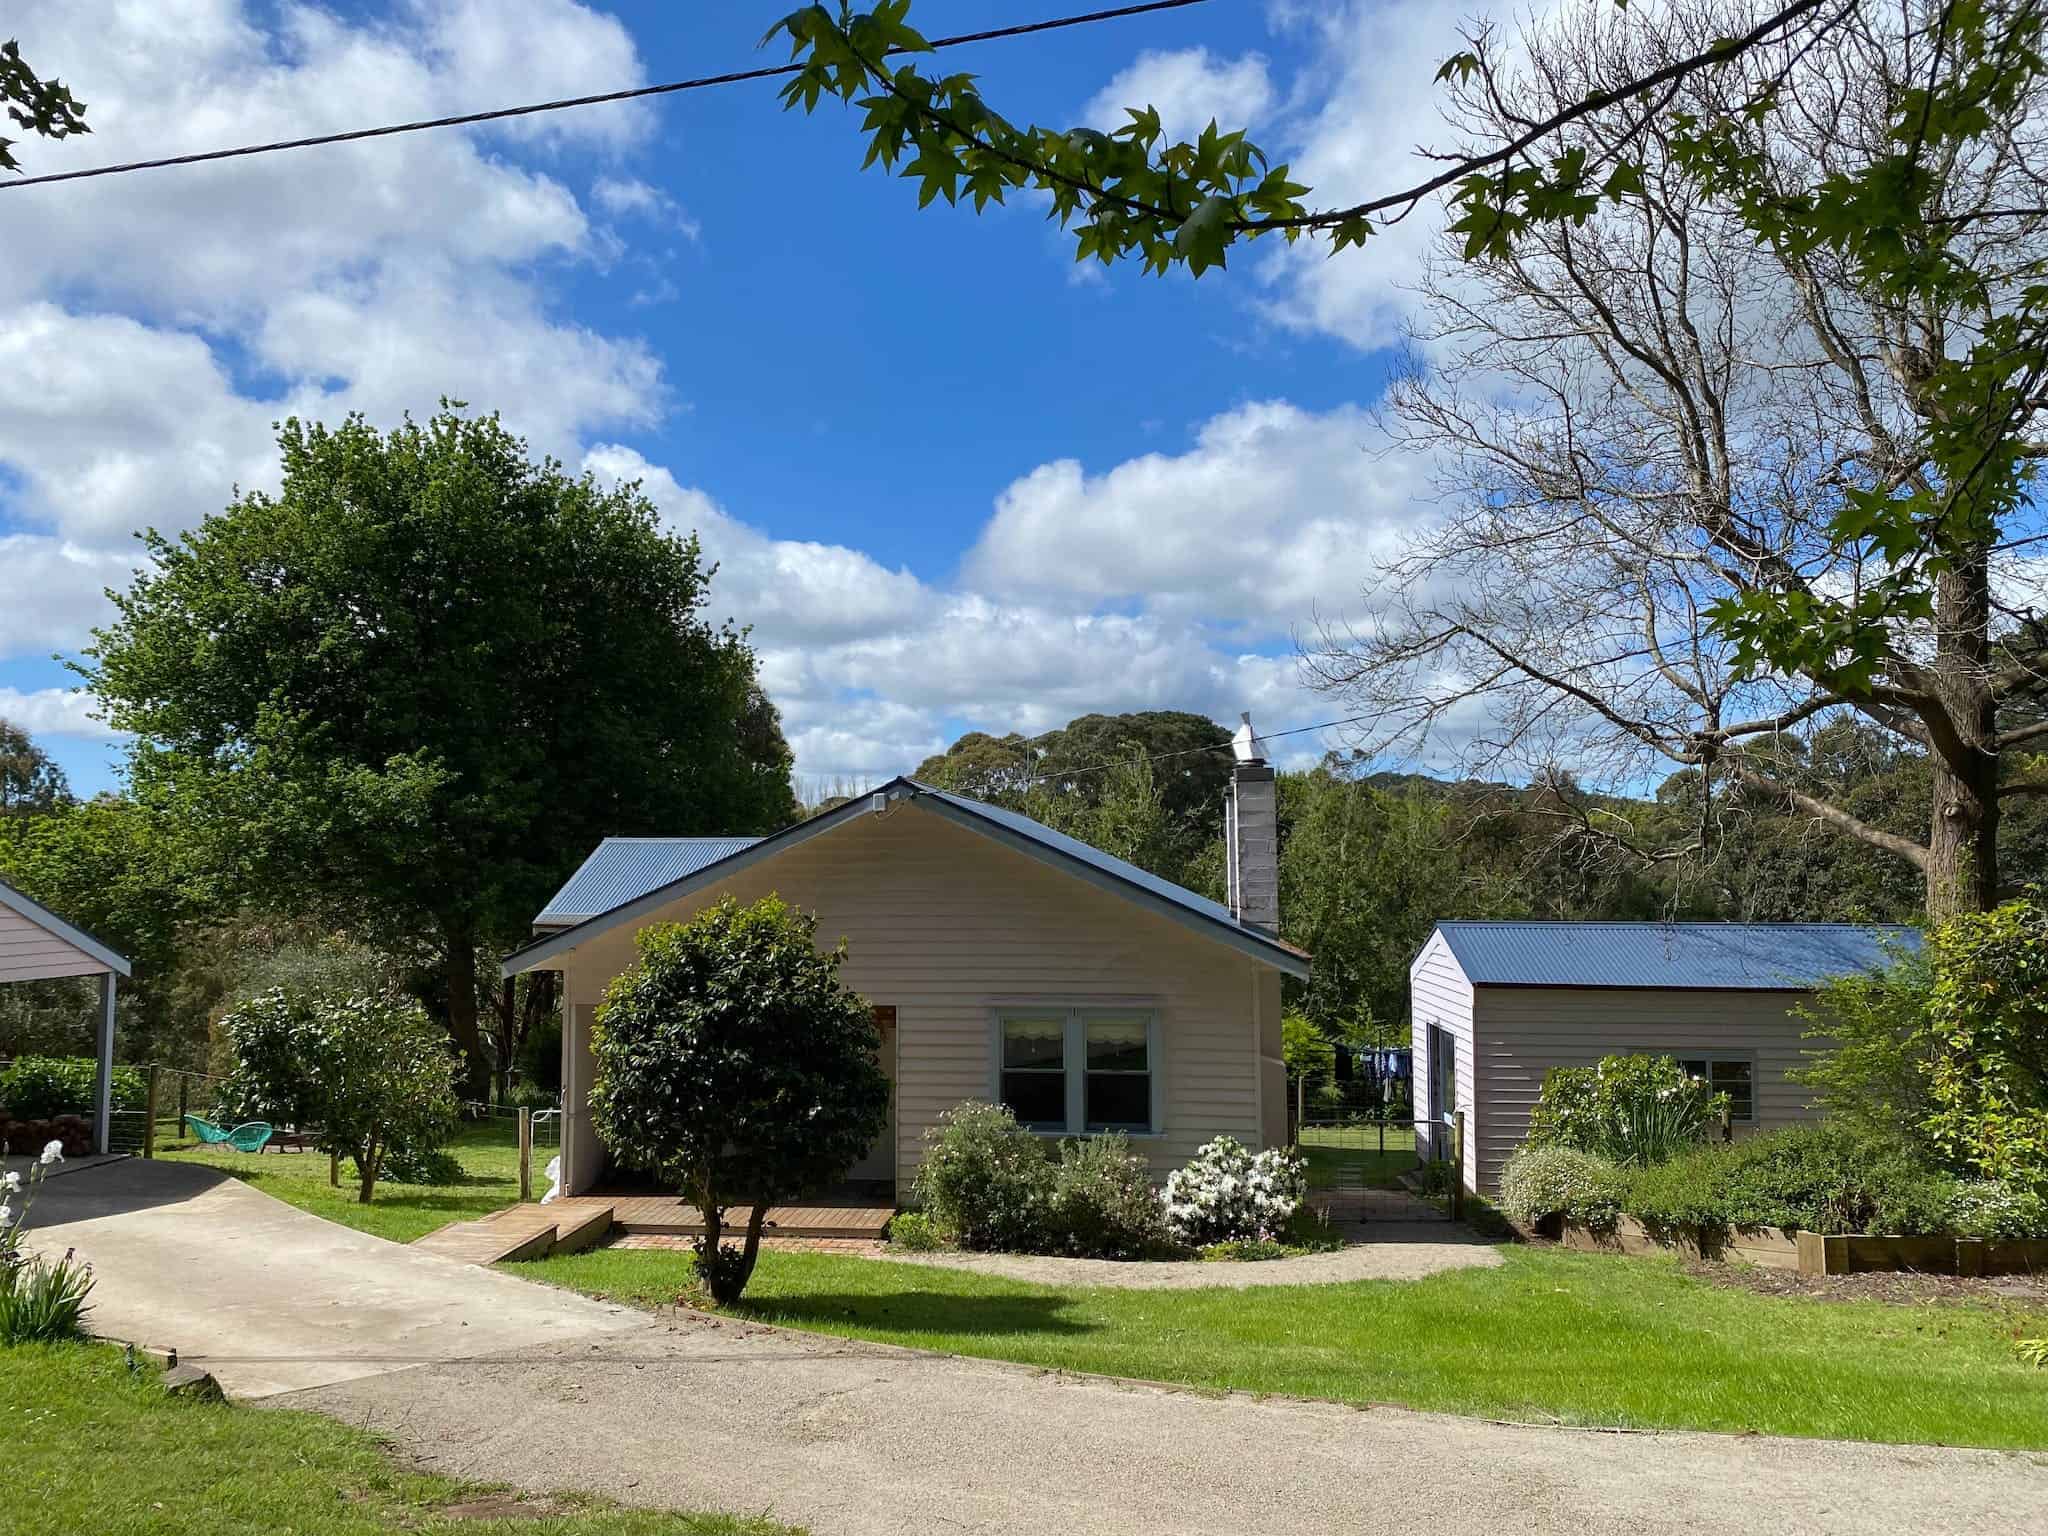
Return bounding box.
[1677,1058,1709,1081]
[1002,1016,1064,1070]
[1086,1072,1150,1131]
[1085,1015,1148,1073]
[1712,1059,1754,1121]
[1001,1071,1066,1130]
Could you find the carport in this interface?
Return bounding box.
[0,875,130,1154]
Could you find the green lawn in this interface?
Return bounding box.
[517,1243,2048,1449]
[159,1120,536,1244]
[1296,1122,1420,1190]
[4,1341,794,1536]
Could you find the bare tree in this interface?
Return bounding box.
[1311,0,2048,919]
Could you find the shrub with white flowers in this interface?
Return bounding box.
[1162,1136,1306,1246]
[1,1140,95,1344]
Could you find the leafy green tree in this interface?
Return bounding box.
[916,711,1232,887]
[1920,901,2048,1195]
[0,719,69,814]
[764,0,1830,274]
[588,896,890,1303]
[217,984,459,1203]
[2,37,88,174]
[85,405,798,1092]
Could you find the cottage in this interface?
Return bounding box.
[1409,921,1918,1193]
[504,752,1307,1197]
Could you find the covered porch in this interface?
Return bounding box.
[0,877,130,1156]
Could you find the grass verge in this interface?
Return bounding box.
[517,1242,2048,1449]
[3,1340,795,1536]
[159,1121,528,1244]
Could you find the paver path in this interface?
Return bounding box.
[300,1307,2048,1536]
[23,1158,644,1398]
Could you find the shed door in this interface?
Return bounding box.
[1425,1023,1456,1163]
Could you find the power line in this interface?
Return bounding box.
[0,0,1208,192]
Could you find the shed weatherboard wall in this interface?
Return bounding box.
[1467,987,1828,1192]
[553,802,1277,1195]
[1408,930,1478,1191]
[0,903,107,983]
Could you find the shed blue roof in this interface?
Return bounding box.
[1431,921,1919,990]
[538,837,762,925]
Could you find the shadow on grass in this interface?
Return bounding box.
[737,1290,1096,1339]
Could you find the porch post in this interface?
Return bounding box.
[93,972,117,1155]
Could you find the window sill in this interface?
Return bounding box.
[1020,1127,1166,1140]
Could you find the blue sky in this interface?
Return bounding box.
[2,0,1460,800]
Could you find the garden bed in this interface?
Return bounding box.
[1549,1215,2048,1277]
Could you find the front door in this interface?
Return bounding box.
[848,1005,897,1187]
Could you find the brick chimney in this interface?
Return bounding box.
[1225,712,1279,934]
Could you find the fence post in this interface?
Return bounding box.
[143,1066,161,1158]
[518,1106,533,1202]
[1451,1109,1466,1222]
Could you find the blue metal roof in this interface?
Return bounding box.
[512,777,1308,978]
[1432,921,1920,990]
[538,837,762,925]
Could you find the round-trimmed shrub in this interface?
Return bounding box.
[1499,1144,1622,1228]
[912,1101,1055,1252]
[886,1210,945,1251]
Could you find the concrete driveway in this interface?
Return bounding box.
[301,1309,2048,1536]
[21,1157,644,1397]
[27,1157,2048,1535]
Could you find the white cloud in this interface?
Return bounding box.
[583,399,1435,782]
[591,175,701,241]
[0,687,114,739]
[967,400,1426,628]
[0,0,669,677]
[1084,47,1275,143]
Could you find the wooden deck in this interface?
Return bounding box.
[413,1191,893,1266]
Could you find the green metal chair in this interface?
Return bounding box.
[183,1114,275,1153]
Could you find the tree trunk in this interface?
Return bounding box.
[357,1140,379,1205]
[494,977,517,1105]
[1926,559,2000,921]
[441,927,490,1101]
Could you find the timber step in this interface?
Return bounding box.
[412,1203,616,1266]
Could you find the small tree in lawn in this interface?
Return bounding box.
[588,896,889,1304]
[219,986,459,1204]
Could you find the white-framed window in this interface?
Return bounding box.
[1673,1053,1756,1123]
[995,1007,1160,1135]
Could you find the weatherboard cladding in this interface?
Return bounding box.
[1434,921,1920,991]
[538,837,762,925]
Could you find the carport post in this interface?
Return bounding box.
[93,972,117,1155]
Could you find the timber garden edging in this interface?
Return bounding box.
[1547,1214,2048,1278]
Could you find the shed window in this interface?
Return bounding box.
[1676,1055,1754,1123]
[996,1008,1158,1135]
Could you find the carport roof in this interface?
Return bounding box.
[0,875,131,979]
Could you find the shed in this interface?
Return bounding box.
[0,876,131,1155]
[1409,921,1918,1194]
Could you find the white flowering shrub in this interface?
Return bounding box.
[1950,1179,2048,1238]
[1,1140,95,1344]
[1162,1136,1306,1246]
